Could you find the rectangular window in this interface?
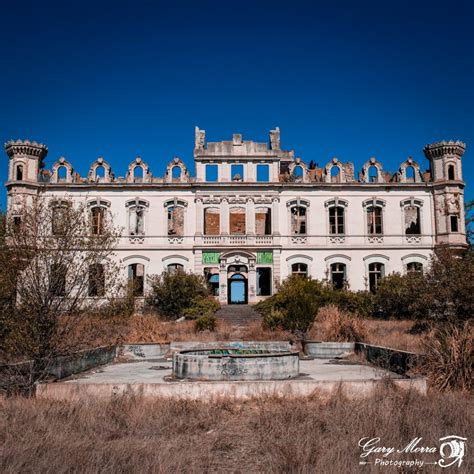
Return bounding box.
[168,206,184,236]
[405,206,421,234]
[329,207,344,234]
[88,264,105,297]
[255,208,271,235]
[256,164,269,182]
[367,207,383,234]
[231,164,244,181]
[229,208,246,234]
[205,164,218,182]
[450,215,459,232]
[257,268,272,296]
[291,207,307,235]
[204,208,220,235]
[91,207,105,235]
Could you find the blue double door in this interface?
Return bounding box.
[228,274,248,304]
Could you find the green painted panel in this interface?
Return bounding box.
[257,251,273,264]
[202,252,220,265]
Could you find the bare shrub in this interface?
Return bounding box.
[421,321,473,391]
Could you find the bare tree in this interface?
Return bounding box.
[0,195,122,393]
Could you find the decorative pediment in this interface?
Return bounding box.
[165,157,190,183]
[88,157,114,183]
[126,157,152,183]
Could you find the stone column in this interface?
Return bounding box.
[272,249,281,294]
[221,198,229,235]
[246,197,255,236]
[248,258,257,303]
[247,162,256,182]
[195,198,203,235]
[272,197,280,235]
[220,162,230,182]
[219,259,227,304]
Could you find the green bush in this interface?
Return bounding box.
[262,308,287,331]
[182,297,220,320]
[146,269,209,319]
[194,314,217,332]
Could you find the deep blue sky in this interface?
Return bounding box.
[1,0,473,208]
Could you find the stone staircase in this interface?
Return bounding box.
[216,304,262,326]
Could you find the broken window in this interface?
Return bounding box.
[255,208,271,235]
[133,166,144,183]
[206,164,218,182]
[91,207,105,235]
[367,206,383,235]
[231,164,244,181]
[50,263,67,297]
[293,166,303,180]
[88,263,105,297]
[330,166,341,183]
[95,165,105,181]
[368,166,378,182]
[257,164,269,182]
[291,262,308,278]
[406,166,415,182]
[407,262,423,274]
[368,262,384,293]
[172,166,181,181]
[58,166,67,182]
[128,263,144,296]
[330,263,346,290]
[404,206,421,235]
[204,268,220,296]
[450,215,459,232]
[448,165,455,180]
[204,208,220,235]
[329,206,344,234]
[167,263,184,273]
[167,206,184,236]
[290,206,307,235]
[52,204,68,236]
[129,206,145,235]
[16,164,23,181]
[13,216,21,230]
[229,208,246,235]
[257,268,272,296]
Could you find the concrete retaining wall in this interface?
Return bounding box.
[169,341,293,354]
[355,343,420,375]
[117,343,170,361]
[304,342,355,358]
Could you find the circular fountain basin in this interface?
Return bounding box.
[172,348,300,381]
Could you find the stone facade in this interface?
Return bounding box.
[4,129,468,304]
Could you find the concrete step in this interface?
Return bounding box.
[216,304,262,326]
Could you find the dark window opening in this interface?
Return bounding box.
[50,263,67,297]
[257,268,272,296]
[329,206,344,234]
[89,263,105,297]
[291,262,308,278]
[407,262,423,274]
[205,269,220,296]
[448,165,455,180]
[128,263,144,296]
[450,215,459,232]
[331,263,346,290]
[368,262,384,293]
[367,206,383,235]
[16,165,23,181]
[52,206,67,236]
[167,263,184,274]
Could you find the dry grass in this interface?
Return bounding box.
[1,388,472,473]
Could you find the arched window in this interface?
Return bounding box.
[229,207,246,235]
[404,205,421,234]
[167,263,184,273]
[329,206,345,235]
[57,166,67,182]
[88,263,105,297]
[406,166,415,182]
[91,207,105,235]
[290,206,307,235]
[292,262,308,278]
[448,165,455,180]
[133,166,144,183]
[95,165,105,181]
[367,206,383,235]
[407,262,423,274]
[368,262,384,293]
[330,263,346,289]
[257,164,269,182]
[330,166,341,183]
[293,165,303,180]
[16,164,23,181]
[368,165,378,183]
[128,263,144,296]
[172,166,182,180]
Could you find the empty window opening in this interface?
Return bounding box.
[133,166,144,183]
[13,216,21,229]
[167,206,184,236]
[293,166,303,180]
[450,215,459,232]
[95,165,105,181]
[257,164,270,182]
[167,263,184,274]
[407,262,423,274]
[291,206,307,235]
[368,262,384,293]
[16,164,23,181]
[257,267,272,296]
[231,164,244,181]
[368,166,378,183]
[229,207,246,235]
[331,166,341,183]
[52,205,68,236]
[50,263,67,297]
[405,206,421,234]
[128,263,144,296]
[255,208,272,235]
[329,206,344,234]
[367,206,383,234]
[205,269,220,296]
[204,208,220,235]
[448,165,455,180]
[292,262,308,278]
[172,166,181,181]
[331,262,346,290]
[206,164,218,182]
[58,166,67,182]
[91,207,105,235]
[406,166,415,182]
[130,207,145,236]
[89,263,105,297]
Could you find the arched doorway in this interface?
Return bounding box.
[228,273,248,304]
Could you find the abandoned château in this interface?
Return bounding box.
[5,128,468,304]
